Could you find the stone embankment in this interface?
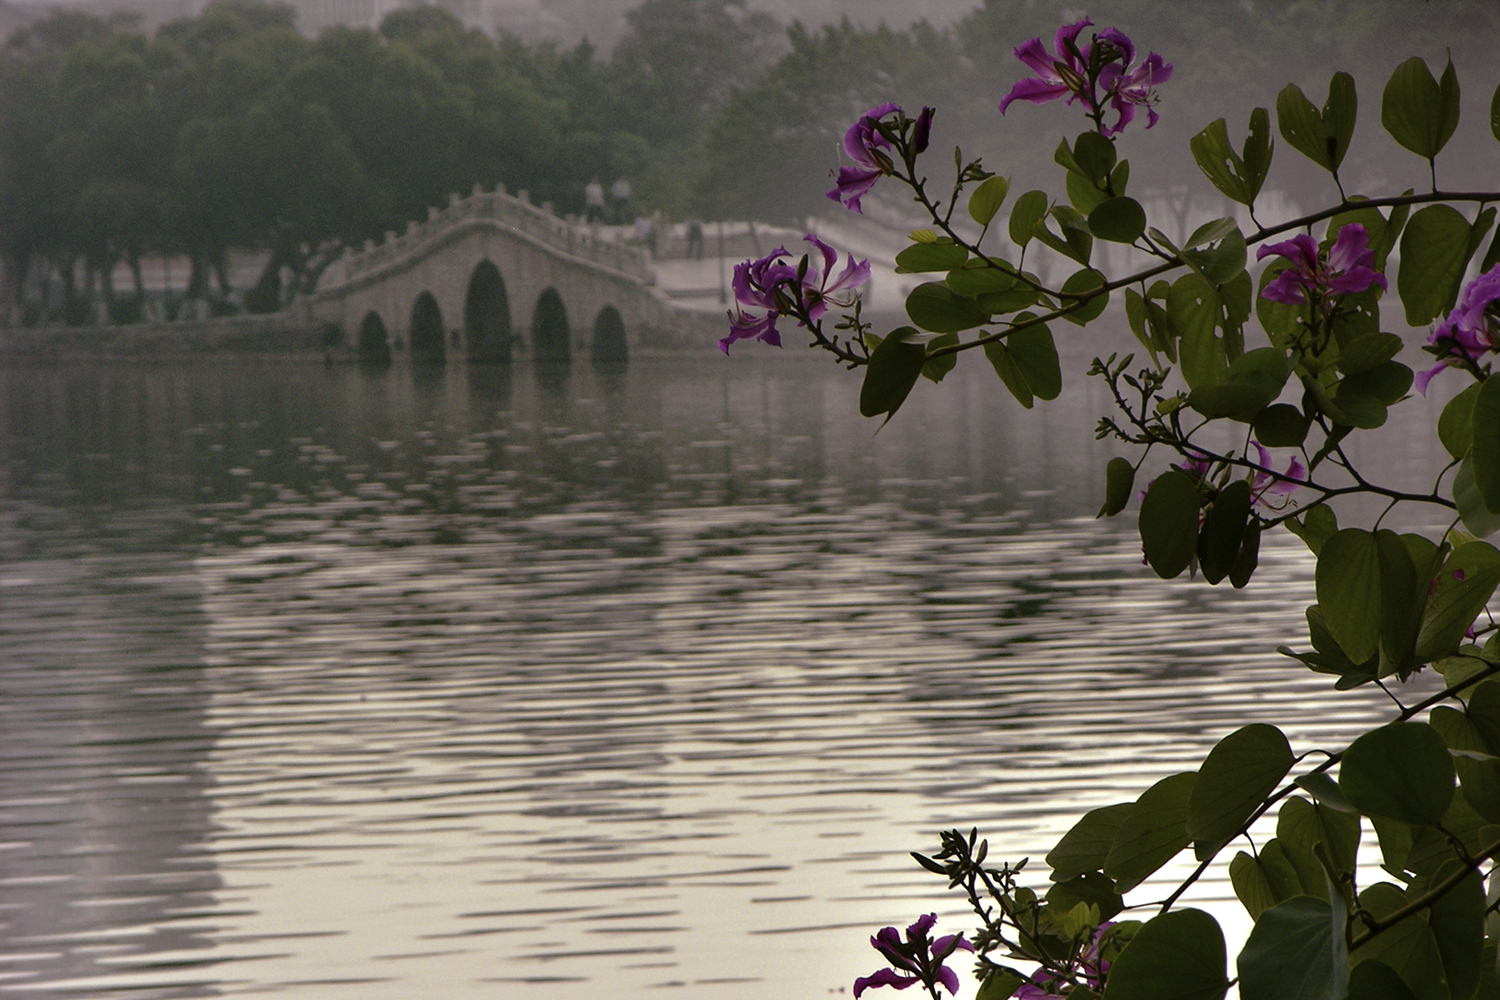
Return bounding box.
[0,314,337,359]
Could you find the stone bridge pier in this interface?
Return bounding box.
[307,185,716,364]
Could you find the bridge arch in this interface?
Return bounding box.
[465,260,511,362]
[410,291,445,361]
[591,305,628,364]
[532,287,571,363]
[357,310,391,363]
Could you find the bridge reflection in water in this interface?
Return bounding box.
[311,184,717,367]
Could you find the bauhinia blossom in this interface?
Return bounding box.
[854,913,973,998]
[999,19,1172,137]
[1415,264,1500,394]
[720,235,871,355]
[1250,442,1305,508]
[1255,224,1387,307]
[828,102,900,213]
[1014,922,1112,999]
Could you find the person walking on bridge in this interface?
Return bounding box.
[584,177,605,223]
[610,177,632,224]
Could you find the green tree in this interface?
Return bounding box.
[696,18,961,225]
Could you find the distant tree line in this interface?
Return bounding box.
[1,0,1495,324]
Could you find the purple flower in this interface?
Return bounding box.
[854,914,973,998]
[912,106,935,155]
[1098,49,1173,134]
[1256,224,1387,307]
[828,102,902,213]
[803,233,872,322]
[1415,265,1500,394]
[720,235,871,355]
[1250,442,1304,508]
[1014,922,1112,999]
[999,20,1171,137]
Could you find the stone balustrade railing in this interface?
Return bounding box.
[330,184,655,288]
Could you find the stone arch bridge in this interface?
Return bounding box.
[306,185,717,363]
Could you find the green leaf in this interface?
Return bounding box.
[905,281,989,333]
[1277,73,1356,173]
[1316,529,1383,663]
[1190,114,1271,206]
[1338,332,1404,375]
[1033,206,1093,266]
[1231,521,1261,589]
[1398,204,1475,326]
[895,242,969,273]
[976,972,1025,1000]
[1100,457,1136,518]
[1345,960,1416,1000]
[1289,504,1339,556]
[1242,107,1273,199]
[1430,705,1500,823]
[1210,391,1263,435]
[1293,771,1357,813]
[1275,798,1332,898]
[859,327,927,420]
[985,340,1033,408]
[1047,871,1125,922]
[1061,269,1109,325]
[1254,404,1309,447]
[1338,363,1412,411]
[1067,171,1111,215]
[1237,896,1349,1000]
[1181,226,1247,286]
[1467,680,1500,753]
[1169,274,1224,389]
[1090,197,1147,244]
[1139,471,1201,579]
[921,333,959,384]
[1416,541,1500,661]
[1102,908,1228,1000]
[1376,529,1421,677]
[968,175,1010,227]
[1197,480,1252,585]
[1353,863,1485,1000]
[1279,793,1361,881]
[1493,79,1500,141]
[1009,190,1049,248]
[1186,218,1240,250]
[1229,851,1278,920]
[1049,802,1134,879]
[1381,56,1461,161]
[1326,390,1388,430]
[1187,723,1293,843]
[1231,839,1310,919]
[1071,130,1117,184]
[1453,458,1500,538]
[1227,345,1291,396]
[1469,377,1500,513]
[984,319,1061,410]
[946,260,1018,296]
[1105,772,1196,892]
[1125,288,1154,360]
[1339,722,1455,825]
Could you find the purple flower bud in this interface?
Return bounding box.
[912,107,934,155]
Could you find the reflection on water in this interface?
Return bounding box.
[0,352,1445,998]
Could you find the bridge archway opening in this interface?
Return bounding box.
[410,291,446,361]
[357,311,391,364]
[591,305,628,365]
[532,288,571,363]
[464,260,511,362]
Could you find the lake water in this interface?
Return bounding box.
[0,348,1448,999]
